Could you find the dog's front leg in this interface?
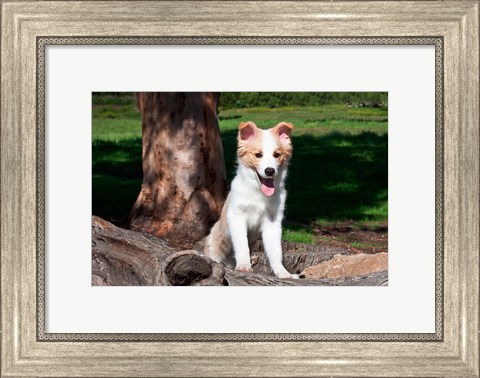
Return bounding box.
[262,220,298,279]
[228,215,253,272]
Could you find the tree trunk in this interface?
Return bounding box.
[129,92,227,245]
[93,216,388,287]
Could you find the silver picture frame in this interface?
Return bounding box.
[1,1,478,376]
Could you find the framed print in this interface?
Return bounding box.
[1,1,478,377]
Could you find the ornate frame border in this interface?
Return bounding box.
[36,36,444,343]
[2,1,478,376]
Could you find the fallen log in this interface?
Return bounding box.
[223,269,388,286]
[92,216,388,286]
[92,216,225,286]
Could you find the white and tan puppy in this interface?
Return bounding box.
[205,121,298,279]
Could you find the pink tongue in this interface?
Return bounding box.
[260,177,275,196]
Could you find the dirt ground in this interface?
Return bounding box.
[186,221,388,257]
[311,221,388,255]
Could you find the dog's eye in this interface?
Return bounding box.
[255,152,263,158]
[273,152,280,158]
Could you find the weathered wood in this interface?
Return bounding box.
[252,248,349,276]
[300,252,388,279]
[224,269,388,286]
[93,216,226,286]
[93,216,387,286]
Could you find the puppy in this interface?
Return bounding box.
[205,121,298,279]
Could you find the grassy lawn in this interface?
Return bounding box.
[92,101,388,244]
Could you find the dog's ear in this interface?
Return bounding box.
[238,121,257,141]
[273,122,294,141]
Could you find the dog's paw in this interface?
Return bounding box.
[277,271,299,279]
[235,264,253,273]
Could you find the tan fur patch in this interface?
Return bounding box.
[204,195,233,263]
[270,122,294,166]
[273,142,292,166]
[237,122,263,170]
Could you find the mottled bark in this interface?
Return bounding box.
[129,92,227,245]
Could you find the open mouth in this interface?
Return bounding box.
[256,172,275,196]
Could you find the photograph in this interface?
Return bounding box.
[92,92,388,286]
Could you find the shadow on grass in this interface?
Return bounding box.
[92,139,142,225]
[220,129,387,226]
[92,131,387,228]
[291,132,387,223]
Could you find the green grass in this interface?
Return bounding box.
[92,138,143,224]
[349,241,386,249]
[282,229,315,244]
[217,104,387,132]
[92,102,388,241]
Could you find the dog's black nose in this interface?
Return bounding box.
[264,167,275,177]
